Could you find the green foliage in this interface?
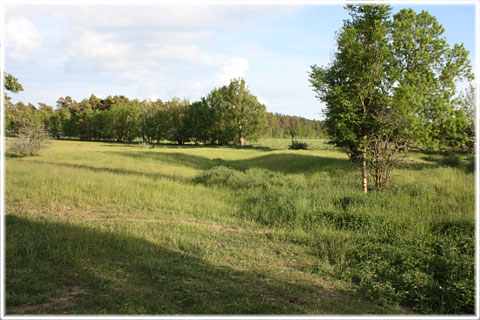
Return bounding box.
[4,73,24,94]
[6,84,324,146]
[455,83,476,153]
[204,78,267,145]
[109,103,141,142]
[310,5,472,191]
[263,113,326,139]
[289,140,309,150]
[166,98,190,145]
[342,231,474,313]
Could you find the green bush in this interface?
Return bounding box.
[289,140,308,150]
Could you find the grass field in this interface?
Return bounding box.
[5,138,475,315]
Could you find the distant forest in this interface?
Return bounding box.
[5,93,326,145]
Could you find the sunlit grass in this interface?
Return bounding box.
[5,139,474,314]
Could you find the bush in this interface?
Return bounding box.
[289,140,308,150]
[8,123,50,157]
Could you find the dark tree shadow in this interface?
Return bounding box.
[104,151,221,171]
[27,160,191,183]
[105,151,355,175]
[95,141,274,151]
[5,215,398,315]
[228,153,355,174]
[387,151,475,174]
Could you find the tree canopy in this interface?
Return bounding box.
[310,4,472,192]
[5,78,323,143]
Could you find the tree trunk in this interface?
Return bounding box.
[237,119,246,146]
[239,136,246,146]
[362,150,368,194]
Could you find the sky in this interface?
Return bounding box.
[3,1,477,120]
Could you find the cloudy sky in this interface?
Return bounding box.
[3,1,476,119]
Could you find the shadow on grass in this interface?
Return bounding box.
[5,215,396,315]
[28,160,191,183]
[95,141,274,151]
[106,151,355,174]
[228,153,355,174]
[401,152,475,174]
[105,151,220,171]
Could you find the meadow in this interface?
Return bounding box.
[5,138,475,315]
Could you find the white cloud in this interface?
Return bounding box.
[65,30,132,73]
[214,57,250,86]
[4,3,313,113]
[5,16,43,62]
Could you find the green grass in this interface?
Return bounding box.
[5,138,475,314]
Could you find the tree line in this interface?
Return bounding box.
[5,78,325,145]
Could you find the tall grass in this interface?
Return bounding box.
[5,139,474,314]
[194,155,475,313]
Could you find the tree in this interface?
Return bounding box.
[310,4,472,192]
[166,98,190,145]
[205,78,266,146]
[110,102,140,142]
[183,99,216,144]
[287,117,305,143]
[456,83,476,154]
[4,73,25,135]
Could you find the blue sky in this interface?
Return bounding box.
[4,2,477,120]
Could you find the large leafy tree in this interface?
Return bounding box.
[205,78,266,146]
[310,4,472,192]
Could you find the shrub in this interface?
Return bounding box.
[8,123,50,157]
[289,140,308,150]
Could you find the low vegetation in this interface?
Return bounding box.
[289,140,309,150]
[5,139,474,314]
[7,122,49,157]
